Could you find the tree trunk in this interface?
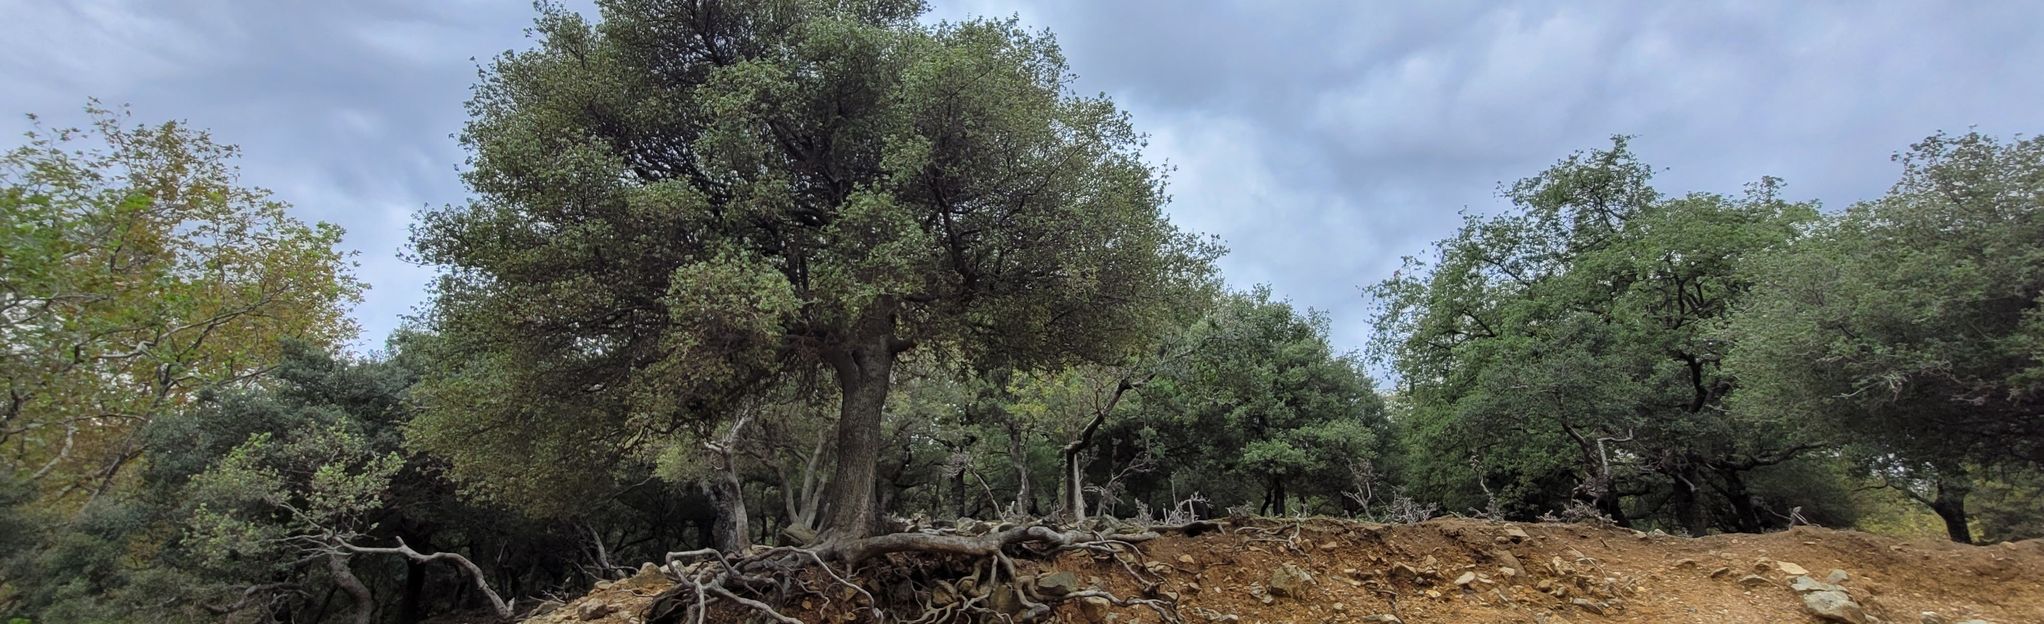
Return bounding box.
[1004,416,1034,516]
[325,553,374,624]
[1595,493,1630,528]
[951,456,971,518]
[819,331,898,541]
[1931,472,1973,544]
[1718,468,1764,532]
[1668,469,1708,536]
[396,531,435,624]
[706,470,750,552]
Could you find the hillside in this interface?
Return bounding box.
[521,518,2043,624]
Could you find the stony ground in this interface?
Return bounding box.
[521,517,2043,624]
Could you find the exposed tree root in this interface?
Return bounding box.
[645,521,1205,623]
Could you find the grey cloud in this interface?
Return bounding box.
[6,0,2042,359]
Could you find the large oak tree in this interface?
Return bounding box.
[409,0,1215,542]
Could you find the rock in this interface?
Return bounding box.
[989,584,1024,614]
[1362,615,1404,623]
[780,524,819,546]
[1076,596,1113,623]
[1708,566,1732,579]
[1332,602,1347,613]
[1494,549,1525,573]
[577,601,615,620]
[1035,571,1082,596]
[1825,569,1851,584]
[1454,571,1478,586]
[1145,561,1172,575]
[1178,554,1196,565]
[1268,564,1314,597]
[1790,575,1845,594]
[1777,561,1810,576]
[1673,558,1699,569]
[1802,590,1867,623]
[1505,527,1530,542]
[527,600,566,619]
[1954,620,1992,624]
[1570,598,1607,615]
[1919,613,1944,624]
[1736,574,1772,587]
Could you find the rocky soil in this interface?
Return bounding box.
[520,517,2044,624]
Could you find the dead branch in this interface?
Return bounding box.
[339,537,514,621]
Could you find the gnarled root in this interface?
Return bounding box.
[645,521,1192,623]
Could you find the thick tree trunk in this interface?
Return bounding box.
[1931,473,1973,544]
[396,530,435,623]
[325,553,374,624]
[1595,493,1630,528]
[706,470,750,552]
[1668,470,1709,536]
[400,559,427,624]
[819,332,898,541]
[1717,469,1764,532]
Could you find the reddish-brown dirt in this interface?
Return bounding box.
[524,518,2044,624]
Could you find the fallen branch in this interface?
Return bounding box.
[339,537,514,621]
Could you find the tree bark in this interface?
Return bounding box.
[1060,378,1138,523]
[339,539,513,621]
[706,471,750,552]
[1004,416,1034,516]
[1718,468,1764,533]
[818,327,900,542]
[703,411,753,553]
[1931,472,1974,544]
[1668,468,1709,536]
[325,553,375,624]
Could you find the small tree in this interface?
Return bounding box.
[184,426,513,624]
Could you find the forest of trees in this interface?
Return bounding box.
[2,1,2039,623]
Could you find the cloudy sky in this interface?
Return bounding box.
[6,1,2042,356]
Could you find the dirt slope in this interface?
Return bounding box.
[526,518,2044,624]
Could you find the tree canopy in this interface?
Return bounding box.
[408,0,1217,541]
[1726,132,2044,541]
[0,105,362,505]
[1371,137,1827,532]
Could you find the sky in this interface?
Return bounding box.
[5,0,2043,357]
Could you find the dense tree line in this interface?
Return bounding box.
[3,1,2040,622]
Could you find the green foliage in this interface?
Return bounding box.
[1727,132,2044,467]
[409,0,1218,526]
[1139,289,1387,514]
[1725,132,2043,541]
[0,105,363,504]
[1372,136,1824,530]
